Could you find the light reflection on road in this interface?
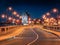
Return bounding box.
[0,27,60,45]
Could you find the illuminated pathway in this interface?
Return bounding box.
[27,28,39,45]
[0,25,60,45]
[30,28,59,45]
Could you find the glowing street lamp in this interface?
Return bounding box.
[53,8,58,13]
[45,18,49,22]
[16,14,19,17]
[46,12,50,16]
[42,15,47,19]
[28,18,31,24]
[49,17,56,25]
[12,18,16,24]
[29,18,31,20]
[13,18,16,21]
[58,20,60,25]
[36,21,39,23]
[8,17,12,21]
[1,14,5,18]
[19,16,22,19]
[50,17,54,20]
[8,7,12,11]
[16,19,20,23]
[12,11,17,15]
[52,8,59,25]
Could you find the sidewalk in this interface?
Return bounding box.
[0,26,26,41]
[39,25,60,38]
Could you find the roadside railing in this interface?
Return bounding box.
[0,25,19,36]
[43,25,60,32]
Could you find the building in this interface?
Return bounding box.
[22,12,28,25]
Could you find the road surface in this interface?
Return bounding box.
[0,27,60,45]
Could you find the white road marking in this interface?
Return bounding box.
[27,28,39,45]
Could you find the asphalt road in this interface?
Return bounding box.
[31,28,60,45]
[0,27,60,45]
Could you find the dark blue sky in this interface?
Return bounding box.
[0,0,60,18]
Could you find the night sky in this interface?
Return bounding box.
[0,0,60,18]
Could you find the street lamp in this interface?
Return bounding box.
[44,18,49,26]
[1,14,5,18]
[29,18,31,21]
[12,18,16,24]
[53,8,58,25]
[19,16,22,19]
[42,15,47,19]
[13,18,16,21]
[46,12,50,16]
[58,20,60,25]
[50,17,54,20]
[49,17,56,25]
[53,8,58,13]
[12,11,17,15]
[8,7,12,11]
[16,19,20,24]
[8,17,12,21]
[16,14,20,17]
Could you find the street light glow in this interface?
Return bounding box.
[8,7,12,11]
[13,18,16,21]
[16,19,20,23]
[19,16,22,19]
[8,17,12,20]
[12,11,17,15]
[53,8,58,13]
[29,18,31,20]
[46,12,50,16]
[16,14,20,17]
[44,18,49,22]
[1,14,5,18]
[42,15,46,19]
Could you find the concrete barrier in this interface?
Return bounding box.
[0,25,32,41]
[0,25,19,36]
[43,25,60,32]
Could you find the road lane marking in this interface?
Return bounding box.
[27,28,39,45]
[39,27,60,39]
[36,28,59,39]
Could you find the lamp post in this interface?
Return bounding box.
[42,12,50,26]
[46,12,51,25]
[53,8,58,25]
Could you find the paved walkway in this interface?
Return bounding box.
[35,25,60,38]
[0,26,26,41]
